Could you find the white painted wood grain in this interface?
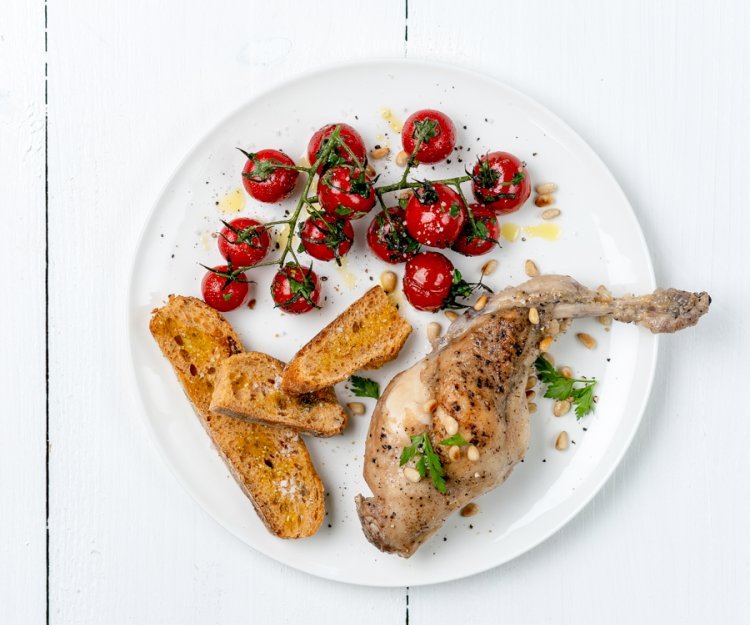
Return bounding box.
[47,0,407,623]
[13,0,748,622]
[407,1,750,623]
[0,2,47,624]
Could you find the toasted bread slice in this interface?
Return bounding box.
[210,352,347,436]
[282,286,412,395]
[149,295,324,539]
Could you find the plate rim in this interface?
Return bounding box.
[126,57,658,587]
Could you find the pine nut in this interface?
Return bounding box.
[422,399,437,413]
[369,146,390,160]
[597,315,612,326]
[535,182,558,194]
[539,336,554,352]
[553,400,571,417]
[427,322,442,343]
[525,259,539,277]
[528,307,540,325]
[577,332,597,349]
[380,271,397,293]
[541,208,561,220]
[481,259,498,276]
[526,375,537,390]
[395,150,409,167]
[398,189,413,201]
[541,352,555,365]
[365,164,377,178]
[444,310,459,322]
[448,445,461,462]
[526,390,536,401]
[555,431,569,450]
[460,503,479,517]
[443,415,459,436]
[528,402,538,414]
[534,194,554,207]
[473,294,488,311]
[559,366,573,379]
[347,402,366,415]
[403,467,422,482]
[467,445,480,461]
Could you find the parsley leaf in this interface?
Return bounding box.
[534,356,597,419]
[399,431,466,494]
[440,433,469,446]
[350,375,380,399]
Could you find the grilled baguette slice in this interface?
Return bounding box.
[282,286,412,395]
[210,352,347,436]
[149,295,324,539]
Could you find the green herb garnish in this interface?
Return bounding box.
[534,356,597,419]
[350,375,380,399]
[399,432,447,493]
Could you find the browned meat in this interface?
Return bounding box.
[356,275,710,557]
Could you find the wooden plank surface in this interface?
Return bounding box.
[46,1,406,623]
[0,2,47,623]
[407,1,750,623]
[2,0,748,622]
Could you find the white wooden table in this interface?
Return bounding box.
[2,1,749,622]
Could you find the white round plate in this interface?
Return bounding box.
[128,60,656,586]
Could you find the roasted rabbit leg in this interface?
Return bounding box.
[356,275,710,557]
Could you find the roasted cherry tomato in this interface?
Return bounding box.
[299,214,354,262]
[318,166,377,220]
[217,218,271,266]
[366,206,421,264]
[201,265,250,312]
[451,204,500,256]
[403,252,455,312]
[401,109,456,164]
[240,149,299,203]
[307,123,367,174]
[270,263,321,314]
[471,151,530,214]
[405,182,466,248]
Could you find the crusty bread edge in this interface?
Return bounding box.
[149,295,324,539]
[282,286,412,394]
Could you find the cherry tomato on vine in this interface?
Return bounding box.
[405,182,466,248]
[402,252,455,312]
[401,109,456,164]
[271,263,321,314]
[471,151,530,214]
[451,204,500,257]
[366,206,421,264]
[298,214,354,262]
[201,265,251,312]
[307,123,367,174]
[318,166,377,220]
[240,149,299,203]
[217,218,271,266]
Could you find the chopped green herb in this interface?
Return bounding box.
[350,375,380,399]
[534,356,597,419]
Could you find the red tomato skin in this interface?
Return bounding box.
[401,109,457,164]
[217,218,271,266]
[300,215,354,262]
[270,265,321,314]
[318,166,377,220]
[405,183,466,248]
[403,252,455,312]
[452,204,500,256]
[241,149,298,203]
[366,207,420,264]
[201,266,250,312]
[307,123,367,174]
[471,151,530,214]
